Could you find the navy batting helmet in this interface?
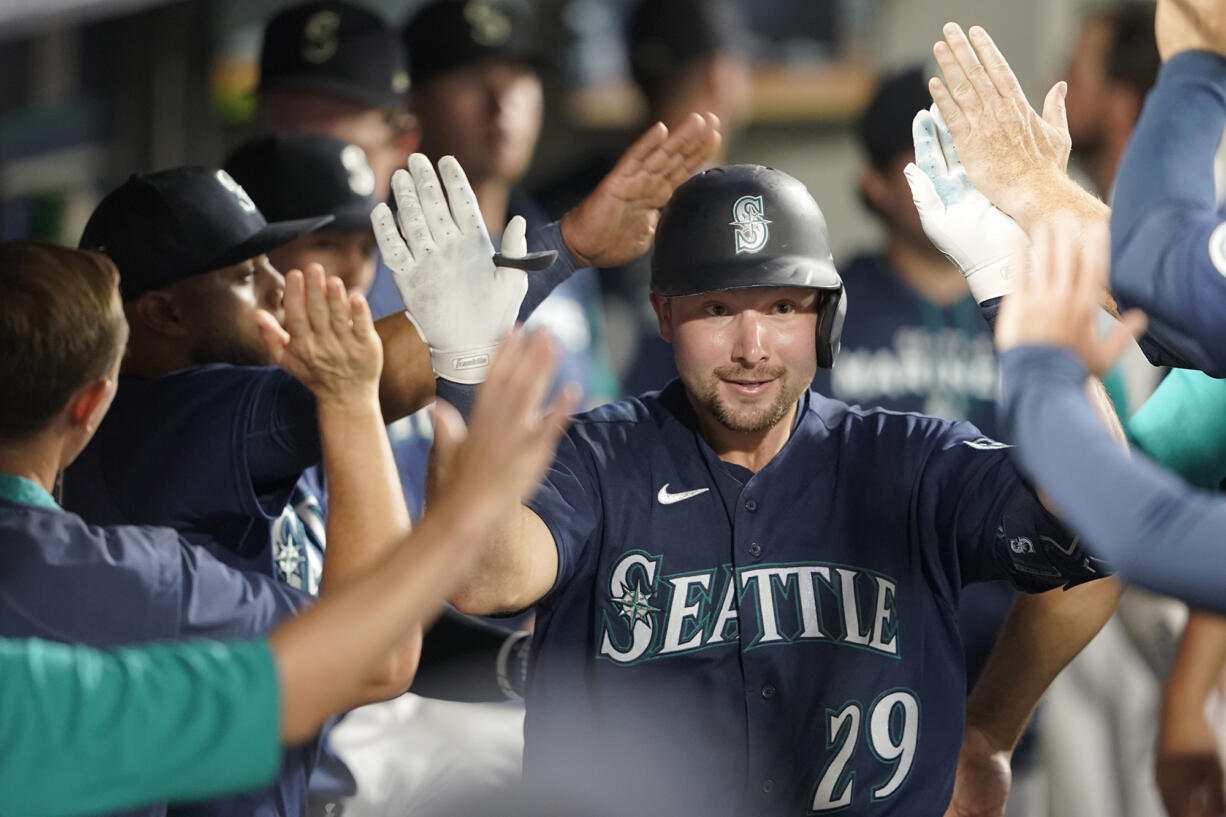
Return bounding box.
[650,164,846,368]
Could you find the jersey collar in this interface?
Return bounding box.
[0,473,60,510]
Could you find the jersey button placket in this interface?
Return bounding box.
[761,684,776,699]
[744,498,758,512]
[761,779,774,794]
[748,541,762,558]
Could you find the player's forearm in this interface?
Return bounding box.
[1001,345,1226,610]
[1005,173,1110,239]
[316,391,420,697]
[966,576,1122,751]
[273,495,495,742]
[449,506,548,615]
[1112,51,1226,250]
[1162,612,1226,737]
[374,312,435,422]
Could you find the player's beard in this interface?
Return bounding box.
[688,364,805,434]
[189,330,272,368]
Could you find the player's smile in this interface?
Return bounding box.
[723,376,777,399]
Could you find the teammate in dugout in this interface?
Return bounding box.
[376,152,1123,814]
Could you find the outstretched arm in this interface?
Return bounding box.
[1109,0,1226,373]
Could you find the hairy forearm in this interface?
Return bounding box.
[374,313,435,422]
[449,507,548,616]
[967,576,1122,750]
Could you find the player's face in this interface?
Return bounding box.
[176,255,284,367]
[655,286,818,434]
[412,61,543,185]
[268,230,378,296]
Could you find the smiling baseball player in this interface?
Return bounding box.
[378,153,1121,815]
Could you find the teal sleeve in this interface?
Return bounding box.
[0,638,281,817]
[1126,367,1226,491]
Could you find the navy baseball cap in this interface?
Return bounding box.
[259,1,410,109]
[857,65,933,170]
[225,132,378,234]
[80,167,332,301]
[403,0,542,86]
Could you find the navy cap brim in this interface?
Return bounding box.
[652,255,842,298]
[328,200,377,233]
[204,214,335,272]
[258,74,406,110]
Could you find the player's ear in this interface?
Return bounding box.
[650,292,675,343]
[132,289,187,337]
[66,376,116,436]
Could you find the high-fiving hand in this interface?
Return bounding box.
[372,154,544,384]
[994,217,1146,375]
[560,112,722,269]
[253,263,382,407]
[929,23,1072,232]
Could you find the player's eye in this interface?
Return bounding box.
[705,303,729,317]
[774,301,795,314]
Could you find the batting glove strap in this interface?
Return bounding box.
[430,341,501,384]
[963,254,1020,304]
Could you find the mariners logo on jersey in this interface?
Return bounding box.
[597,549,900,666]
[730,194,771,254]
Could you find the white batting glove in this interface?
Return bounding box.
[905,105,1029,303]
[372,154,539,384]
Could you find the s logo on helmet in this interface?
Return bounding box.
[731,195,771,254]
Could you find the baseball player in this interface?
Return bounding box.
[378,154,1121,815]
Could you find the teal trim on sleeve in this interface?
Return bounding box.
[0,473,59,509]
[1126,368,1226,491]
[0,637,281,817]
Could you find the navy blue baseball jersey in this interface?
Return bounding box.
[0,476,310,817]
[64,365,326,591]
[810,253,998,437]
[61,364,335,816]
[522,381,1102,816]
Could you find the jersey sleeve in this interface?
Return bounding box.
[1001,345,1226,614]
[98,367,320,533]
[1110,50,1226,375]
[524,423,603,604]
[910,416,1104,595]
[176,536,312,639]
[1127,367,1226,491]
[0,637,280,817]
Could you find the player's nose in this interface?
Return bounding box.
[729,312,768,365]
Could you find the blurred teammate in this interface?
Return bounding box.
[0,241,570,817]
[0,238,419,817]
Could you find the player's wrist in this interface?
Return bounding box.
[429,342,501,384]
[963,254,1019,303]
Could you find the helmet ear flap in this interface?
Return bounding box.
[816,288,846,369]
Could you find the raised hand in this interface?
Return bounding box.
[994,217,1146,374]
[905,105,1029,304]
[560,112,722,268]
[371,154,534,384]
[929,23,1072,231]
[431,329,579,531]
[253,263,382,406]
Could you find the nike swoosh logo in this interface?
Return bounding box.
[657,484,710,505]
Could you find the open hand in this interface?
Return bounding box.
[994,216,1146,374]
[560,112,721,268]
[254,264,382,406]
[431,330,579,529]
[929,23,1071,231]
[372,154,528,383]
